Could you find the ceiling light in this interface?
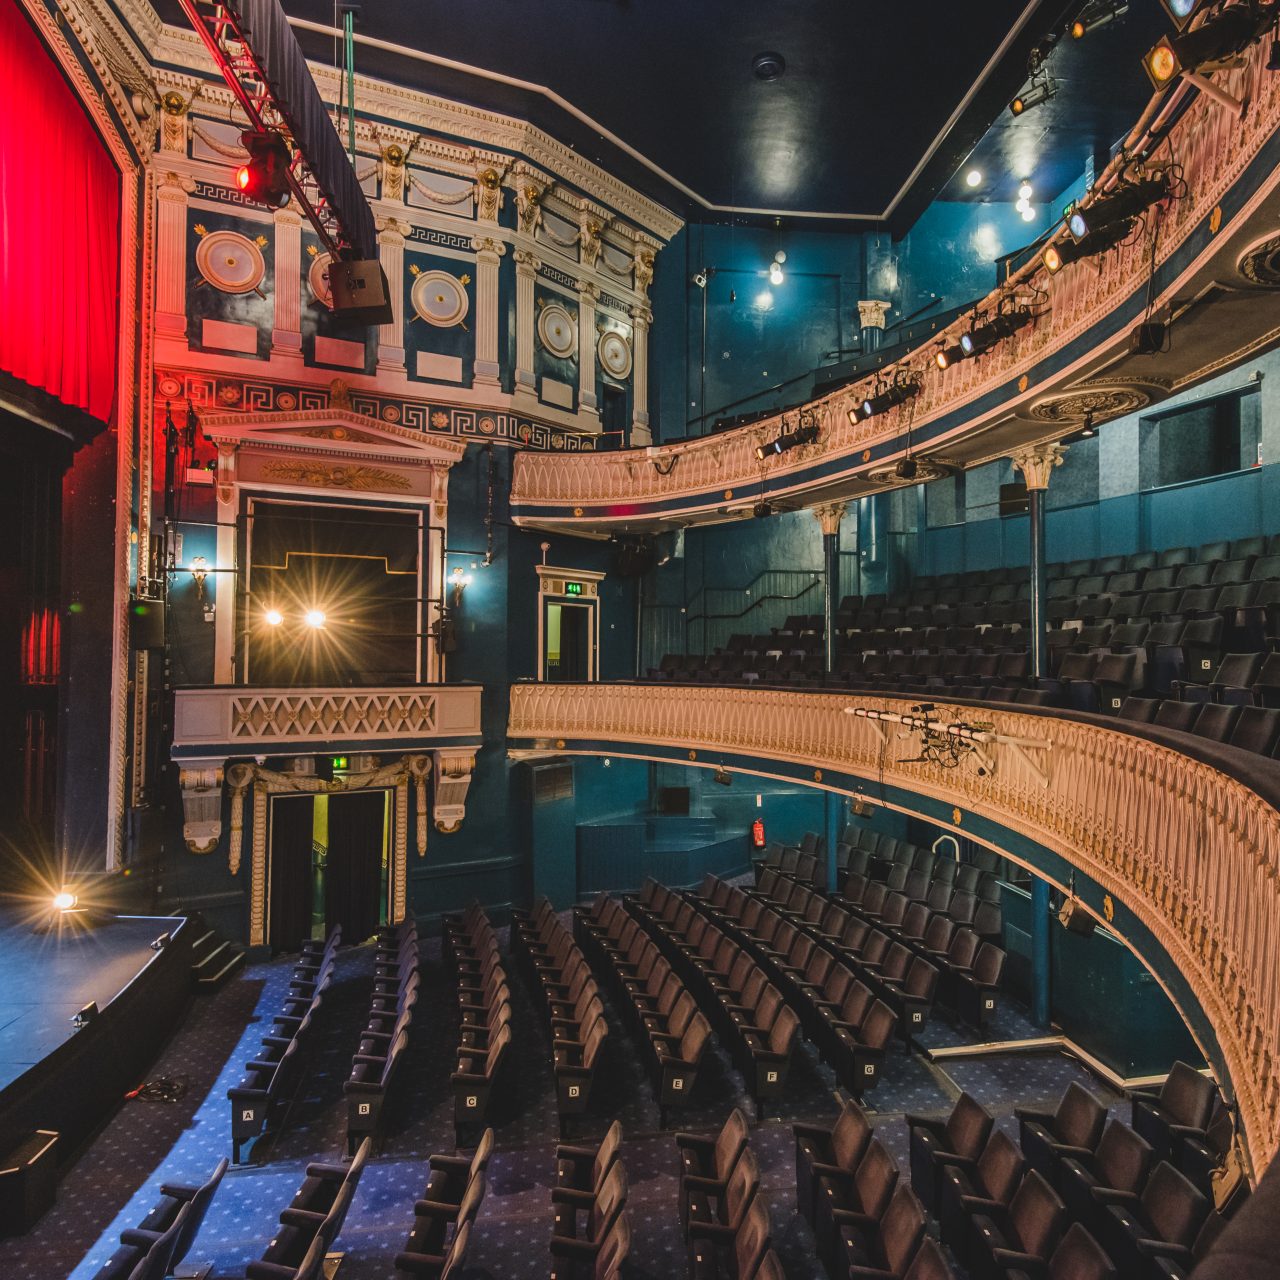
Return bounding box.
[1020,206,1037,222]
[965,169,982,187]
[264,607,283,627]
[1072,1,1128,39]
[1142,6,1271,89]
[773,251,787,264]
[1042,220,1134,272]
[1010,75,1056,116]
[304,609,327,629]
[768,262,784,286]
[1158,0,1206,31]
[1068,176,1168,241]
[1018,181,1034,201]
[752,51,786,81]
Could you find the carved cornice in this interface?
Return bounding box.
[509,682,1280,1175]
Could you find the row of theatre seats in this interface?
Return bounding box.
[443,904,513,1142]
[344,918,418,1154]
[512,899,611,1130]
[228,925,341,1164]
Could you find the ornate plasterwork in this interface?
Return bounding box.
[433,750,476,833]
[812,502,847,537]
[856,300,891,330]
[509,682,1280,1176]
[1236,231,1280,287]
[1027,386,1152,423]
[1009,443,1067,492]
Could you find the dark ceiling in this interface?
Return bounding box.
[163,0,1172,232]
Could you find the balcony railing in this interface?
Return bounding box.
[172,683,483,758]
[509,681,1280,1175]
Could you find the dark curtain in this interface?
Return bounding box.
[325,790,385,943]
[561,606,588,681]
[269,795,314,952]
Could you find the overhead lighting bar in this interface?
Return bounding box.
[1067,176,1169,240]
[1142,4,1274,91]
[1042,220,1134,273]
[852,377,921,422]
[960,308,1037,357]
[1071,0,1129,39]
[755,417,819,460]
[1010,74,1057,116]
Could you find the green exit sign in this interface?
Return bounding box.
[564,581,583,596]
[331,756,349,771]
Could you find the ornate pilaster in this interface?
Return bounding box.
[376,218,410,374]
[433,749,476,833]
[474,166,503,223]
[812,502,848,537]
[577,280,601,422]
[155,171,194,341]
[214,445,237,684]
[379,143,408,204]
[514,249,540,397]
[630,304,652,446]
[271,204,304,362]
[471,235,506,387]
[1010,442,1068,490]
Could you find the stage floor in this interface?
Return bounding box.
[0,910,176,1093]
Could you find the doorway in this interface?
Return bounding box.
[267,788,389,950]
[545,601,592,681]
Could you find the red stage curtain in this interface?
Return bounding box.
[0,0,120,424]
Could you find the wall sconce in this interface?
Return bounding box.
[450,566,473,608]
[189,556,208,603]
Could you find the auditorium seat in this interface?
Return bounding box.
[813,1137,900,1271]
[1094,1160,1209,1280]
[1058,1119,1153,1233]
[1017,1082,1107,1181]
[550,1160,628,1275]
[834,1182,927,1279]
[936,1129,1025,1263]
[1003,1222,1117,1280]
[1131,1061,1217,1166]
[908,1093,994,1213]
[794,1097,873,1225]
[967,1168,1066,1280]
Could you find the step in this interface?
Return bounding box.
[196,947,245,990]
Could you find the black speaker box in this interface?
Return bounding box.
[330,259,393,326]
[999,482,1030,517]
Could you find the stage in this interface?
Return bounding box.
[0,908,196,1165]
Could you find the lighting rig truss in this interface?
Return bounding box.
[845,705,1055,786]
[177,0,347,258]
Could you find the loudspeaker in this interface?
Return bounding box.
[129,600,165,650]
[1129,321,1166,355]
[895,457,918,481]
[999,482,1030,517]
[1058,896,1097,936]
[329,259,394,326]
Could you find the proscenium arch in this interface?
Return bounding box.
[509,683,1280,1181]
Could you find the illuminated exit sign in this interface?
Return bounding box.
[564,581,583,596]
[331,756,349,771]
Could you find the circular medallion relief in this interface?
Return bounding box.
[597,329,633,379]
[1028,386,1152,422]
[195,230,266,294]
[411,270,470,327]
[308,252,334,308]
[538,302,577,358]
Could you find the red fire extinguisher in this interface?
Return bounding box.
[751,819,766,849]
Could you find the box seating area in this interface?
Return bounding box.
[646,537,1280,757]
[444,904,514,1142]
[228,924,341,1164]
[512,897,612,1130]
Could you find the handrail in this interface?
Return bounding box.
[509,681,1280,1176]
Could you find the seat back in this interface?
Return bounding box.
[1054,1082,1107,1149]
[976,1129,1025,1204]
[1094,1121,1152,1194]
[1049,1223,1116,1280]
[734,1196,772,1278]
[831,1099,873,1169]
[594,1208,631,1280]
[904,1237,955,1280]
[861,1000,897,1051]
[769,1005,800,1054]
[854,1138,899,1218]
[1160,1060,1217,1130]
[170,1157,229,1265]
[880,1185,928,1274]
[1143,1160,1209,1247]
[944,1092,994,1161]
[1009,1168,1067,1257]
[724,1146,760,1228]
[715,1109,750,1179]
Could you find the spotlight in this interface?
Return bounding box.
[713,765,732,786]
[235,130,292,208]
[263,608,284,627]
[895,457,919,481]
[755,420,819,459]
[965,168,982,187]
[1142,5,1272,89]
[934,342,966,370]
[304,609,327,629]
[752,500,776,518]
[1072,0,1128,39]
[1157,0,1206,31]
[1042,219,1134,272]
[960,308,1036,357]
[53,890,77,912]
[1010,75,1057,116]
[1068,176,1168,241]
[853,377,921,421]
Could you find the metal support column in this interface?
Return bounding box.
[824,790,841,894]
[814,504,846,682]
[1032,876,1052,1028]
[1029,485,1048,679]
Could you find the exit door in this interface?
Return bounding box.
[545,601,592,681]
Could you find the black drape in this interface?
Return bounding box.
[325,790,385,943]
[269,795,315,952]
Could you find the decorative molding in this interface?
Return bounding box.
[812,502,847,537]
[1027,386,1151,423]
[177,764,223,853]
[856,300,891,330]
[433,749,476,833]
[509,682,1280,1174]
[1009,442,1067,492]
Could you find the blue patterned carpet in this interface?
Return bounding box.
[0,929,1128,1280]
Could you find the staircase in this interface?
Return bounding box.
[177,913,247,991]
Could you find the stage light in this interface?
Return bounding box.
[264,608,283,627]
[1010,76,1056,116]
[1072,1,1128,39]
[935,342,966,370]
[965,168,982,187]
[713,765,732,786]
[235,130,292,208]
[1068,176,1168,241]
[1042,220,1134,273]
[1142,5,1271,89]
[304,609,327,629]
[756,419,819,458]
[53,890,76,912]
[1158,0,1206,31]
[854,377,921,421]
[960,308,1036,357]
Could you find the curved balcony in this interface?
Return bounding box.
[509,680,1280,1176]
[512,37,1280,532]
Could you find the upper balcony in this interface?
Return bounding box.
[512,40,1280,533]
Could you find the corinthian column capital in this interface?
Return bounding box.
[812,502,848,537]
[1010,442,1067,491]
